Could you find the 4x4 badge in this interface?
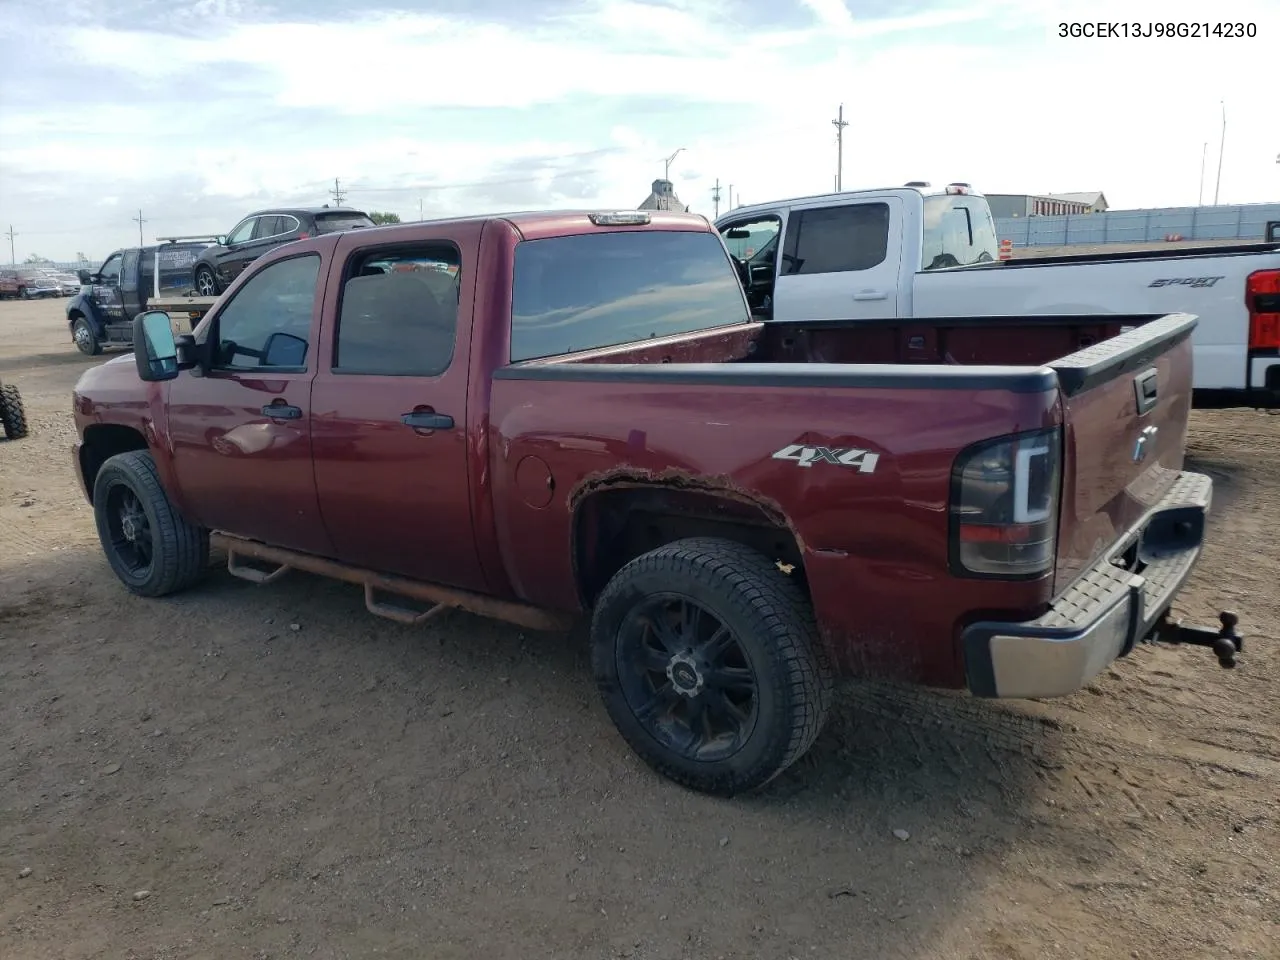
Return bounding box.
[771,444,879,473]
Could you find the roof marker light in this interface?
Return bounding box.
[589,211,651,226]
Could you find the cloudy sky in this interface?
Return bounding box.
[0,0,1276,263]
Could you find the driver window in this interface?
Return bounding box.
[98,255,123,284]
[226,218,257,245]
[212,254,319,372]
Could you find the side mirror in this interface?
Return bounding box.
[216,235,228,246]
[133,311,180,382]
[77,269,91,284]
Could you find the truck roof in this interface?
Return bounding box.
[721,185,984,221]
[324,209,713,243]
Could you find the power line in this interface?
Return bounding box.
[832,103,849,192]
[131,209,147,246]
[5,225,16,265]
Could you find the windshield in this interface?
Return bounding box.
[510,229,750,362]
[921,195,999,270]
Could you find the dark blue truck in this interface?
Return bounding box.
[67,240,217,355]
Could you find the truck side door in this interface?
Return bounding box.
[163,246,335,556]
[90,252,126,323]
[771,197,902,322]
[119,248,143,319]
[309,226,487,591]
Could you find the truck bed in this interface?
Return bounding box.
[523,313,1155,373]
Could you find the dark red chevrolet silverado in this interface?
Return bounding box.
[71,209,1241,795]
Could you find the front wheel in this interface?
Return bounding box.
[193,264,218,297]
[92,450,209,597]
[590,537,834,796]
[72,316,102,356]
[0,384,28,440]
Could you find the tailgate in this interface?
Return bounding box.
[1049,313,1197,594]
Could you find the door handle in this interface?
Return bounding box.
[261,403,302,420]
[853,289,888,301]
[401,411,454,430]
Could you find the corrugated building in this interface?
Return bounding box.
[986,191,1109,219]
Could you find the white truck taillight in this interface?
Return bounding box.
[949,427,1062,578]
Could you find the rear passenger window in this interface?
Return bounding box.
[780,202,889,275]
[334,244,460,376]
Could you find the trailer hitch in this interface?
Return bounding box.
[1150,610,1243,668]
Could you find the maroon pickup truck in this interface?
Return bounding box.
[70,209,1242,796]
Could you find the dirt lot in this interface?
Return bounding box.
[1,298,1277,960]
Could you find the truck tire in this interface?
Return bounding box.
[194,265,219,297]
[0,384,28,440]
[72,316,102,356]
[92,450,209,597]
[590,537,834,796]
[19,286,30,299]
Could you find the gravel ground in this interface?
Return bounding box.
[1,297,1277,960]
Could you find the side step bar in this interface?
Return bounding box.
[212,533,575,633]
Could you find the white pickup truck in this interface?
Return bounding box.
[715,185,1280,408]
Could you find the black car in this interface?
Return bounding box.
[192,206,376,296]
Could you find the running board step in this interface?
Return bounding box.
[364,584,450,625]
[210,533,574,634]
[226,550,293,584]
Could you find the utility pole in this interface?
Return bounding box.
[663,147,686,181]
[131,209,147,246]
[832,103,849,192]
[418,198,424,221]
[1198,142,1207,205]
[331,177,346,206]
[728,184,734,210]
[712,179,722,219]
[1213,101,1226,205]
[4,224,16,265]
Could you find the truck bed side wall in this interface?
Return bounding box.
[487,372,1060,688]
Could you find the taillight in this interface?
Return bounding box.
[1246,269,1280,350]
[949,427,1062,579]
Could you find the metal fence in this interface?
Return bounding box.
[995,202,1280,247]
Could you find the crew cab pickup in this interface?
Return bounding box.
[716,185,1280,409]
[68,240,219,355]
[70,209,1239,796]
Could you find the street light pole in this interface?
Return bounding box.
[1213,100,1226,205]
[663,147,685,181]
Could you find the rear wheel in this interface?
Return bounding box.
[92,450,209,597]
[194,264,218,297]
[0,384,28,440]
[590,537,834,796]
[72,316,102,356]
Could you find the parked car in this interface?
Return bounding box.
[191,206,376,296]
[715,184,1280,409]
[19,274,60,298]
[1,377,28,439]
[71,209,1239,796]
[50,273,82,296]
[68,242,214,354]
[0,269,28,299]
